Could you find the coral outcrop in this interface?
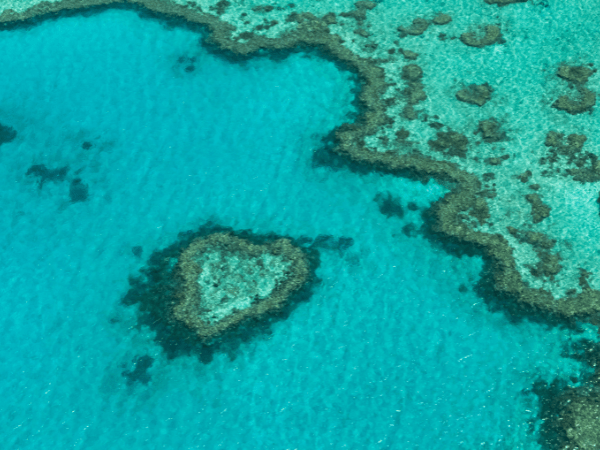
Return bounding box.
[552,64,597,115]
[460,25,503,48]
[456,83,493,106]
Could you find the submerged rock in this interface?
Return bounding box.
[173,233,310,340]
[456,83,493,106]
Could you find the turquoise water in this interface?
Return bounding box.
[0,6,596,450]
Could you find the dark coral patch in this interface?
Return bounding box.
[432,13,452,25]
[456,83,493,106]
[401,223,419,237]
[122,223,320,361]
[374,192,405,219]
[552,86,596,115]
[525,193,551,224]
[541,131,600,182]
[428,129,469,158]
[401,64,423,81]
[557,64,596,84]
[460,25,503,48]
[26,164,68,188]
[0,123,17,145]
[69,178,89,202]
[398,18,429,36]
[552,64,597,115]
[132,245,143,258]
[475,118,507,142]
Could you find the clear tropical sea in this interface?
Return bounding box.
[0,6,597,450]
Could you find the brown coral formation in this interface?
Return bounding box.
[507,227,562,280]
[552,64,597,115]
[460,25,503,48]
[400,63,427,120]
[398,17,429,36]
[456,83,493,106]
[553,87,596,115]
[428,129,469,158]
[541,131,600,182]
[475,118,506,142]
[174,233,310,340]
[339,1,376,23]
[525,193,551,224]
[432,13,452,25]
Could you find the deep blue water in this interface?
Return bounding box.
[0,7,596,450]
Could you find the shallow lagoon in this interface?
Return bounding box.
[0,7,596,450]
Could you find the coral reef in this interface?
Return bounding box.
[123,223,319,359]
[4,1,600,444]
[174,233,310,340]
[4,0,599,329]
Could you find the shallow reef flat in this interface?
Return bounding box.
[2,0,600,448]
